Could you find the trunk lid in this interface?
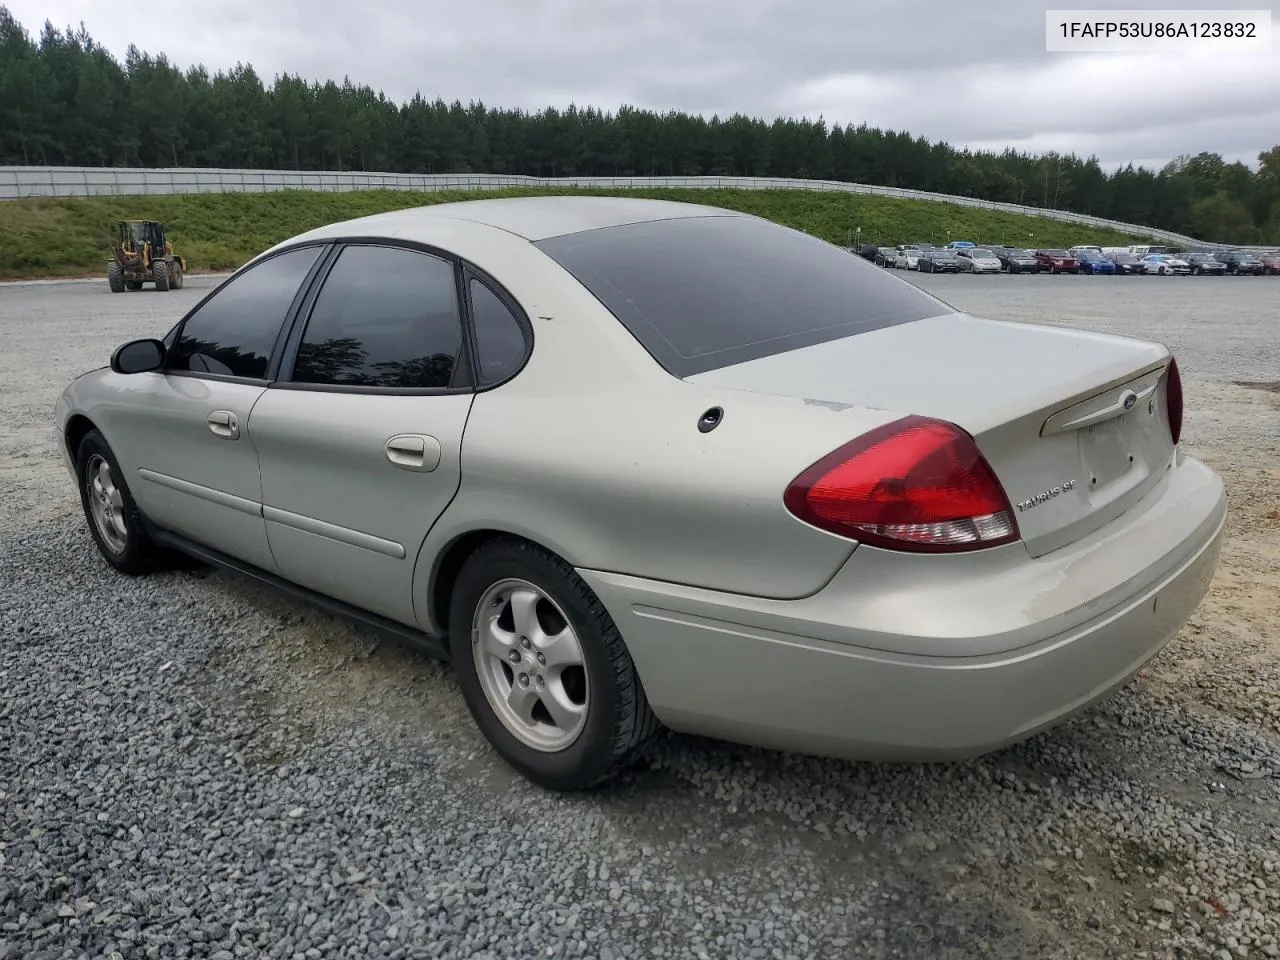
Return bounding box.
[687,312,1176,557]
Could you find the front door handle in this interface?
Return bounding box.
[207,410,239,440]
[385,434,441,472]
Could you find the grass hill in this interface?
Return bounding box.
[0,186,1150,280]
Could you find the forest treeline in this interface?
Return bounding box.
[2,7,1277,244]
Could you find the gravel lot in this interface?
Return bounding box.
[2,272,1278,960]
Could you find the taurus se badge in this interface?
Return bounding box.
[1016,479,1077,513]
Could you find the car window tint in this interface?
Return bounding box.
[292,245,463,389]
[170,245,322,379]
[535,216,945,377]
[469,278,527,384]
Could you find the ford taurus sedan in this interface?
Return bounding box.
[55,197,1227,792]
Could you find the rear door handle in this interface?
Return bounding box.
[385,434,441,472]
[207,410,239,440]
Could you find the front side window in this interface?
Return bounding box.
[169,245,324,379]
[291,245,464,390]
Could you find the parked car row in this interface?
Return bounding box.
[861,242,1279,276]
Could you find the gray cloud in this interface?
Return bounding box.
[12,0,1280,170]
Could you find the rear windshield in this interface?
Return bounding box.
[535,215,946,377]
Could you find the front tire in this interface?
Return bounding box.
[75,429,165,576]
[153,260,170,291]
[107,262,124,293]
[449,538,661,791]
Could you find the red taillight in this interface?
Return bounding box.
[1165,357,1183,445]
[783,416,1020,553]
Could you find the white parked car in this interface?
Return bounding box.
[895,249,922,270]
[1142,254,1190,276]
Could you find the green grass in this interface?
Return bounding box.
[0,186,1153,279]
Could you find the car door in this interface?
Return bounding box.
[248,242,478,628]
[109,243,329,571]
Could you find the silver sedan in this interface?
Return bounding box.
[956,248,1004,273]
[55,197,1227,791]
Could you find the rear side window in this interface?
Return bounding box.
[291,245,464,390]
[535,216,945,377]
[469,278,528,385]
[170,245,323,379]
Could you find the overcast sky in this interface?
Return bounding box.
[10,0,1280,171]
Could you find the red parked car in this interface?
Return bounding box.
[1260,251,1280,275]
[1034,249,1080,274]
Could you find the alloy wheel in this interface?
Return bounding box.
[86,454,128,554]
[471,578,590,752]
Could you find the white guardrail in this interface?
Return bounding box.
[0,165,1269,252]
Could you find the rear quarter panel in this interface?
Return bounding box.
[414,241,901,628]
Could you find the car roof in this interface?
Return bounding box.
[289,195,745,244]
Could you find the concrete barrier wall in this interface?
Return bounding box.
[1,166,1267,251]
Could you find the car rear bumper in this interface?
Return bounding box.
[580,454,1225,761]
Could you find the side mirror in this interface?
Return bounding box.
[110,338,166,375]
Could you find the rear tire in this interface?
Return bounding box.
[449,538,661,791]
[170,261,184,289]
[75,429,166,576]
[107,262,125,293]
[153,260,170,291]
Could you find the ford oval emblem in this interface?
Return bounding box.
[1121,389,1138,411]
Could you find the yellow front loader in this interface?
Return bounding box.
[107,220,186,292]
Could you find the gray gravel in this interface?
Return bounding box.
[2,273,1279,960]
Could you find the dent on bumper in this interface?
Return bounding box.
[579,456,1226,761]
